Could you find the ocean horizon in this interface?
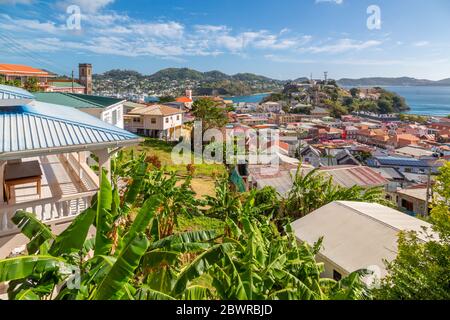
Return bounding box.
[231,86,450,117]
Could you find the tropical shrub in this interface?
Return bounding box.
[0,158,369,300]
[374,162,450,300]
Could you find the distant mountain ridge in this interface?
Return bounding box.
[93,68,450,97]
[95,68,283,83]
[337,77,450,87]
[95,68,450,87]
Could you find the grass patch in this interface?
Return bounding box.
[176,214,225,234]
[125,137,226,178]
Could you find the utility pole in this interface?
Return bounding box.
[425,167,432,216]
[71,70,74,93]
[324,71,328,85]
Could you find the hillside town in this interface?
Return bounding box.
[0,62,449,300]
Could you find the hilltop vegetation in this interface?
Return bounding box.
[263,81,410,115]
[338,77,450,87]
[93,68,285,97]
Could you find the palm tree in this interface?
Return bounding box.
[282,167,391,219]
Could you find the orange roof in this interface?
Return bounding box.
[128,104,184,116]
[396,133,420,142]
[0,63,53,77]
[176,96,193,103]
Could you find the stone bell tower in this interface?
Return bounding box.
[78,63,93,95]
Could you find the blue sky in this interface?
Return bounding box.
[1,0,450,80]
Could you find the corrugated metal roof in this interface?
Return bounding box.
[300,166,388,188]
[291,201,434,276]
[0,100,139,157]
[0,84,35,100]
[370,167,404,180]
[34,92,124,109]
[374,156,428,167]
[395,146,434,158]
[48,81,85,88]
[128,104,184,116]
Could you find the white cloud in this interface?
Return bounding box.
[315,0,343,4]
[303,39,382,53]
[56,0,114,14]
[0,14,64,33]
[413,41,430,47]
[130,22,185,39]
[0,0,34,4]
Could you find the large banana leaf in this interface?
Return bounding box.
[94,169,113,256]
[172,243,232,297]
[49,207,96,256]
[142,251,179,269]
[150,230,218,252]
[121,195,162,249]
[0,255,68,282]
[93,233,149,300]
[122,161,148,212]
[135,285,176,300]
[12,211,55,254]
[183,285,213,300]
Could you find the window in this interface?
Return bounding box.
[133,118,141,123]
[404,168,412,173]
[401,199,414,212]
[177,115,180,121]
[103,112,111,124]
[151,118,156,124]
[112,110,118,125]
[165,117,169,123]
[333,270,342,281]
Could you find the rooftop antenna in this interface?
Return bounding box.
[71,70,74,93]
[324,71,328,85]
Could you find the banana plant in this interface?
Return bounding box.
[0,156,370,300]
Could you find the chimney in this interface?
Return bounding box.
[186,89,192,100]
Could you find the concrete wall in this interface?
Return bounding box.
[315,253,349,280]
[396,193,427,216]
[80,103,124,129]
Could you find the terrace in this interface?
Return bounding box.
[1,153,98,236]
[0,88,141,257]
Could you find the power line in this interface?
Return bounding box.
[0,32,69,76]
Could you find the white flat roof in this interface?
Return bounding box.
[291,201,434,277]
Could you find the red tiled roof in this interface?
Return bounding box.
[0,63,52,76]
[176,96,193,103]
[315,166,388,188]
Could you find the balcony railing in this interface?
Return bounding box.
[0,152,99,237]
[0,190,96,237]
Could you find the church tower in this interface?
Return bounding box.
[79,63,93,95]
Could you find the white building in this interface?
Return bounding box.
[34,92,126,129]
[124,104,184,141]
[259,101,282,113]
[0,85,141,259]
[291,201,434,282]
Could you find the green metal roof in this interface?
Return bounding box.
[49,81,84,88]
[34,92,124,109]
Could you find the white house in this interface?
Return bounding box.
[291,201,434,282]
[259,101,282,113]
[0,86,141,258]
[34,92,126,129]
[124,104,184,141]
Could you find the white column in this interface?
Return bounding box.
[0,161,5,204]
[92,149,111,183]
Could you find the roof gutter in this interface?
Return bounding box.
[0,138,143,161]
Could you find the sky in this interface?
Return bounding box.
[0,0,450,80]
